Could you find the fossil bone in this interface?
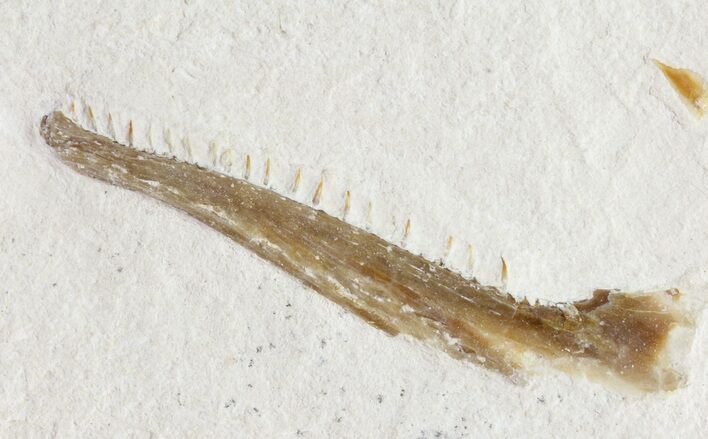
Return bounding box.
[40,110,693,392]
[653,59,708,117]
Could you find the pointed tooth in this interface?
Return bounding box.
[312,174,324,205]
[500,256,508,289]
[342,190,351,219]
[107,112,116,139]
[127,120,134,146]
[263,158,271,186]
[291,168,301,193]
[244,154,251,180]
[85,105,96,131]
[402,218,411,244]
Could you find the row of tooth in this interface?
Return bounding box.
[65,98,511,290]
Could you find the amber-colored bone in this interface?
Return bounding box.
[40,111,692,392]
[653,59,708,117]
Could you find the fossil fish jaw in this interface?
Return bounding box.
[40,110,693,392]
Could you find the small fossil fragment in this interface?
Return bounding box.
[40,111,693,392]
[653,59,708,117]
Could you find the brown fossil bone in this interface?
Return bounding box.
[653,59,708,117]
[40,110,693,392]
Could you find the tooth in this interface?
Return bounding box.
[291,168,301,193]
[342,190,351,219]
[263,158,271,186]
[127,120,134,146]
[244,154,251,180]
[106,112,116,139]
[402,218,411,244]
[312,174,324,206]
[500,256,508,289]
